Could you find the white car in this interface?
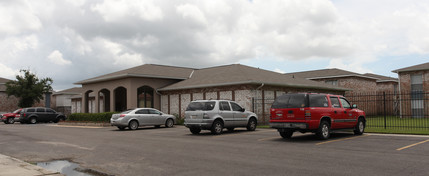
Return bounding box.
[110,108,175,130]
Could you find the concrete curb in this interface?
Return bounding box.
[0,154,64,176]
[58,121,111,127]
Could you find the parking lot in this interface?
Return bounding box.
[0,123,428,176]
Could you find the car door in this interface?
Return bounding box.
[149,109,165,125]
[231,102,247,126]
[329,97,345,129]
[45,108,57,121]
[135,109,151,125]
[219,101,234,127]
[339,97,357,128]
[36,108,47,122]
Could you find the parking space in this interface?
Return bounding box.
[1,123,429,175]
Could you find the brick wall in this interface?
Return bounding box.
[314,77,377,93]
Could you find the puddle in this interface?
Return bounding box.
[36,160,94,176]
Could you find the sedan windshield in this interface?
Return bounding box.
[186,101,216,111]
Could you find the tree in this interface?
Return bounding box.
[5,69,53,108]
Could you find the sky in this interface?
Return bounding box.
[1,0,428,91]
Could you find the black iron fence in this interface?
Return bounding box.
[253,91,429,130]
[345,91,429,130]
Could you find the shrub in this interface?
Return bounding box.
[174,113,184,125]
[68,112,117,122]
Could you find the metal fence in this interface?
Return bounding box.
[253,91,429,130]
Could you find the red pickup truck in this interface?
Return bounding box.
[270,93,366,140]
[1,109,22,124]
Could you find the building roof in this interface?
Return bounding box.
[159,64,348,91]
[285,68,379,80]
[0,77,12,92]
[53,87,82,95]
[75,64,195,84]
[362,73,398,83]
[392,62,429,73]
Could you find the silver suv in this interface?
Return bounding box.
[184,100,258,135]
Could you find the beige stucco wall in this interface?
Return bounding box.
[80,77,181,113]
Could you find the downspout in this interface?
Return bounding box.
[155,89,163,111]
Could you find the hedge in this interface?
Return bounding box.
[68,112,118,122]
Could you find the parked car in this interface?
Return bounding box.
[184,100,258,135]
[270,93,366,140]
[19,107,67,124]
[110,108,176,130]
[1,109,22,124]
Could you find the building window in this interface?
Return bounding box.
[325,80,338,86]
[411,74,424,118]
[138,86,154,108]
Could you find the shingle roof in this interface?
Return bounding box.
[285,68,378,80]
[392,62,429,73]
[53,87,82,95]
[75,64,195,84]
[0,77,12,92]
[159,64,348,91]
[362,73,398,83]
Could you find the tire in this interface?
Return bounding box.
[53,118,59,123]
[211,120,224,135]
[316,121,330,140]
[354,118,365,135]
[165,119,174,128]
[128,120,139,130]
[227,128,235,132]
[279,130,293,139]
[246,118,257,131]
[8,118,15,124]
[29,117,37,124]
[117,126,126,130]
[189,127,201,134]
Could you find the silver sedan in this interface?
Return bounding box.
[110,108,176,130]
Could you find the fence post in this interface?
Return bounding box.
[384,92,387,129]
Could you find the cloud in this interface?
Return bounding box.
[0,0,429,90]
[48,50,72,65]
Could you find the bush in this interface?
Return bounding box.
[68,112,117,122]
[174,113,184,125]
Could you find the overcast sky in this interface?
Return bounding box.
[1,0,428,91]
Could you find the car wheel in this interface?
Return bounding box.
[246,118,257,131]
[53,118,59,123]
[211,120,224,135]
[117,126,126,130]
[7,118,15,124]
[316,121,330,140]
[128,120,139,130]
[189,127,201,134]
[279,130,293,139]
[29,117,37,124]
[227,127,234,132]
[165,119,174,128]
[354,119,365,135]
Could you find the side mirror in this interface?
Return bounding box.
[241,108,245,112]
[352,104,358,109]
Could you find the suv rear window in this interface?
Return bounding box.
[186,101,216,111]
[309,94,329,107]
[272,94,307,109]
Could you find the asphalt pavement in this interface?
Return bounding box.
[1,123,429,176]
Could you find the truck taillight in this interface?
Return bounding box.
[305,110,311,119]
